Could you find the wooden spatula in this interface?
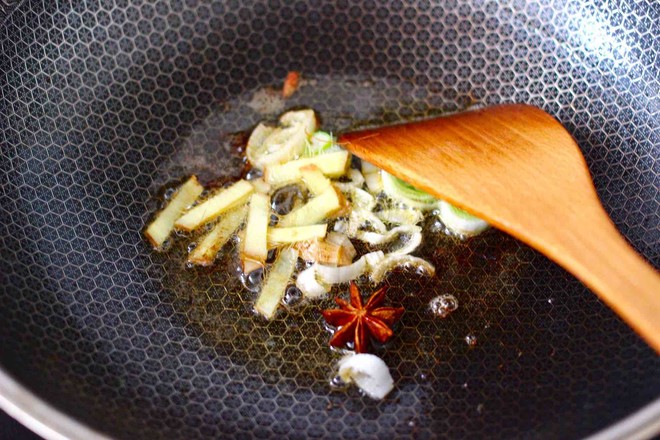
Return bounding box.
[339,104,660,353]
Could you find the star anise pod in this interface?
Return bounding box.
[321,282,404,353]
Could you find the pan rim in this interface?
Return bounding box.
[0,368,109,440]
[0,365,658,440]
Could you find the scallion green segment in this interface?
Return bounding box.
[381,171,438,209]
[303,131,340,157]
[447,204,475,219]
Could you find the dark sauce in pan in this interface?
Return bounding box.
[149,77,532,390]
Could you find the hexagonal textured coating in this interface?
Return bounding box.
[0,1,658,439]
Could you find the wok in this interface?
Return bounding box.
[0,0,658,439]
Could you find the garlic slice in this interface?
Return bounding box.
[337,353,394,400]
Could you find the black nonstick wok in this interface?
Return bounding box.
[0,1,658,439]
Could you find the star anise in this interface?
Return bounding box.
[321,282,404,353]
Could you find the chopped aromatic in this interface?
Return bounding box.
[376,208,424,226]
[267,224,328,246]
[295,265,328,299]
[370,254,436,284]
[255,247,299,319]
[337,354,394,400]
[325,232,356,261]
[334,168,366,192]
[145,105,491,400]
[295,239,353,266]
[175,179,254,231]
[278,185,345,227]
[356,225,422,255]
[299,165,332,196]
[145,176,203,248]
[295,250,386,299]
[188,204,247,266]
[242,193,271,273]
[314,253,370,285]
[280,109,317,136]
[362,160,384,194]
[381,170,438,209]
[437,200,490,236]
[246,109,317,169]
[265,150,350,186]
[304,130,341,157]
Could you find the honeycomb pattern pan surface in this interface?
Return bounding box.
[0,0,659,439]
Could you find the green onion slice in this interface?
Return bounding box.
[381,171,438,209]
[303,131,341,157]
[437,201,489,237]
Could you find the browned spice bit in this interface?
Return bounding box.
[321,282,404,353]
[282,71,300,98]
[226,131,250,155]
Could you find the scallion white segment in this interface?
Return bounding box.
[245,123,275,166]
[248,125,306,169]
[370,254,435,284]
[279,109,317,136]
[334,169,365,192]
[315,256,367,285]
[356,225,422,255]
[296,251,385,299]
[296,266,329,299]
[376,208,423,226]
[255,247,299,319]
[349,187,375,210]
[362,161,383,194]
[346,208,387,236]
[246,110,318,168]
[437,200,489,237]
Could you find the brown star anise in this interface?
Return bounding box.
[321,282,404,353]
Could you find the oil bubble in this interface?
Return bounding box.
[283,285,302,306]
[245,168,263,180]
[429,294,459,318]
[241,268,264,292]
